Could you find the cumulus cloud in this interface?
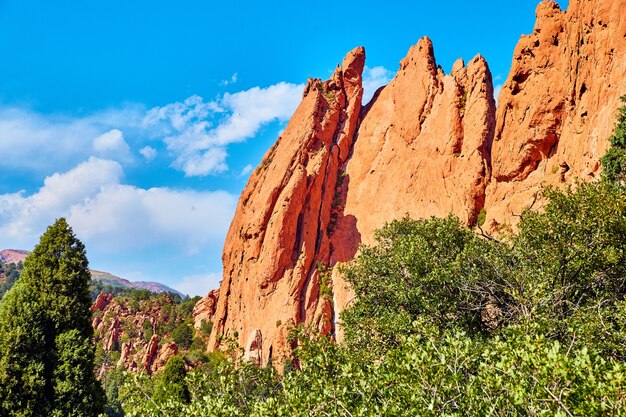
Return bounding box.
[0,105,144,173]
[0,80,303,178]
[144,82,304,177]
[362,66,393,105]
[0,157,237,255]
[139,146,157,161]
[93,129,132,160]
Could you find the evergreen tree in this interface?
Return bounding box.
[153,355,190,405]
[0,218,104,416]
[601,94,626,183]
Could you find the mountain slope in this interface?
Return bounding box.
[0,249,182,297]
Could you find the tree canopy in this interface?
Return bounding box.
[0,218,104,416]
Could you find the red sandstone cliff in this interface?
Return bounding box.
[202,0,626,365]
[486,0,626,231]
[208,47,365,366]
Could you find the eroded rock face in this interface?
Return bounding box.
[205,0,626,365]
[153,341,178,371]
[143,335,159,372]
[485,0,626,231]
[209,47,365,368]
[192,289,219,330]
[209,40,495,365]
[342,37,495,246]
[92,295,183,375]
[92,292,113,312]
[243,329,263,365]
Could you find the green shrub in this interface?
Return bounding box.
[601,94,626,182]
[172,323,193,349]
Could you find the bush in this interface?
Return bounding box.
[601,95,626,182]
[172,322,194,349]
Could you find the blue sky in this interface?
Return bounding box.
[0,0,568,296]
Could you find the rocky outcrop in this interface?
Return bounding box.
[208,46,365,368]
[485,0,626,231]
[92,292,113,312]
[342,37,495,245]
[0,249,28,264]
[92,294,188,375]
[243,329,263,365]
[153,342,178,370]
[192,289,219,329]
[205,0,626,366]
[143,335,159,372]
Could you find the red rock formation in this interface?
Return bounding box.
[92,293,192,376]
[104,318,120,352]
[485,0,626,231]
[92,292,113,312]
[342,37,494,245]
[192,289,219,329]
[153,342,178,371]
[209,46,365,367]
[143,335,159,373]
[205,0,626,366]
[243,329,263,365]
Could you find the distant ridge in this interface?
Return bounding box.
[1,249,182,296]
[90,269,183,296]
[0,249,28,264]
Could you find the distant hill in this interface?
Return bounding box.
[90,270,182,296]
[0,249,182,297]
[0,249,28,264]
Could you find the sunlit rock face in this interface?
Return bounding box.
[203,0,626,367]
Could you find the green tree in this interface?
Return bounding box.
[0,218,104,416]
[601,94,626,183]
[172,322,194,349]
[153,355,190,405]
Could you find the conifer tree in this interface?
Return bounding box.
[153,355,190,405]
[0,218,104,416]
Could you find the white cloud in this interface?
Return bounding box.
[93,129,132,160]
[139,146,157,161]
[144,82,304,177]
[173,272,222,297]
[0,157,237,256]
[494,84,503,105]
[0,157,123,239]
[239,164,253,178]
[220,73,238,86]
[0,80,304,178]
[0,105,143,173]
[362,66,393,105]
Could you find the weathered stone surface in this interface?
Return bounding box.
[192,289,219,329]
[143,335,159,373]
[92,292,113,312]
[485,0,626,231]
[153,342,178,371]
[208,47,365,367]
[342,37,495,245]
[203,0,626,366]
[92,294,189,376]
[243,329,263,365]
